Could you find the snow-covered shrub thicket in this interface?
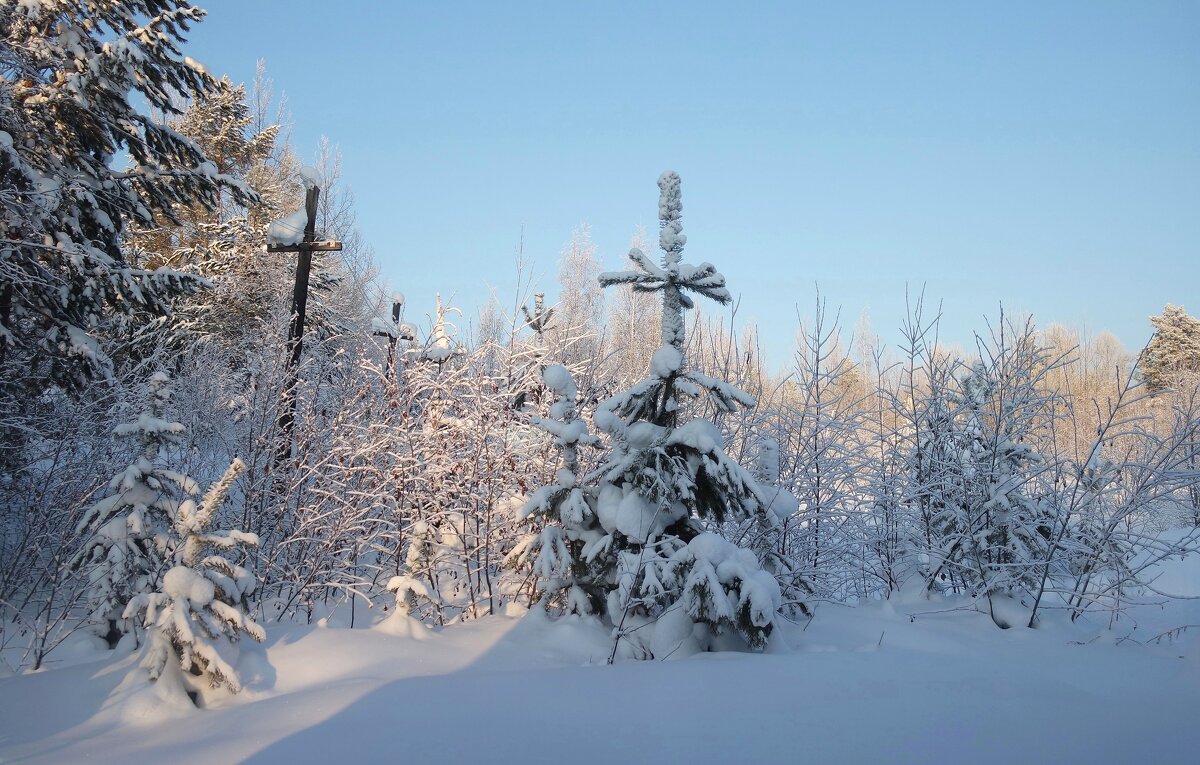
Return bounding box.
[764,298,868,607]
[920,318,1065,627]
[391,326,550,623]
[1039,367,1200,625]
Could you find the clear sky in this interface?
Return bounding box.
[183,1,1199,369]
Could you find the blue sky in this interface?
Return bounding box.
[183,1,1199,369]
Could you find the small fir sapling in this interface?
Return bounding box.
[124,458,265,697]
[506,364,604,614]
[749,438,812,617]
[73,372,196,648]
[387,519,445,619]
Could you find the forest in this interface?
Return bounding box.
[2,2,1199,763]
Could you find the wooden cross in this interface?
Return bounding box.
[269,184,342,457]
[372,294,415,377]
[521,292,554,342]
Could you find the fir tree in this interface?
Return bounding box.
[577,172,781,657]
[1142,304,1200,392]
[125,458,264,698]
[73,372,196,647]
[507,364,603,614]
[0,1,255,390]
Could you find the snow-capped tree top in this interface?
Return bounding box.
[600,173,731,355]
[531,365,598,460]
[1144,304,1200,391]
[754,438,781,486]
[112,371,186,458]
[658,170,686,259]
[420,294,465,363]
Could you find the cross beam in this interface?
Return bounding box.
[267,240,343,253]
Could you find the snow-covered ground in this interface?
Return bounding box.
[3,562,1199,764]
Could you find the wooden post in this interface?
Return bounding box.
[373,295,412,378]
[268,185,342,463]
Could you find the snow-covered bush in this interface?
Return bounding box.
[920,322,1061,627]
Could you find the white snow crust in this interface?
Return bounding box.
[5,566,1200,765]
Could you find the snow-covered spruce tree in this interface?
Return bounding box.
[387,518,444,619]
[1142,304,1200,393]
[73,372,195,648]
[578,172,780,657]
[0,0,253,391]
[507,364,603,613]
[125,458,264,698]
[746,437,808,616]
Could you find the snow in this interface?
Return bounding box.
[161,566,214,606]
[541,364,577,398]
[3,575,1200,764]
[650,344,682,378]
[613,488,662,540]
[182,56,209,76]
[299,165,321,190]
[266,207,308,246]
[370,316,397,336]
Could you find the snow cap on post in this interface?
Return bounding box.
[300,165,322,190]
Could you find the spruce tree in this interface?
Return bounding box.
[125,458,264,698]
[1143,305,1200,392]
[0,1,255,389]
[73,372,196,647]
[555,172,782,656]
[507,363,603,614]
